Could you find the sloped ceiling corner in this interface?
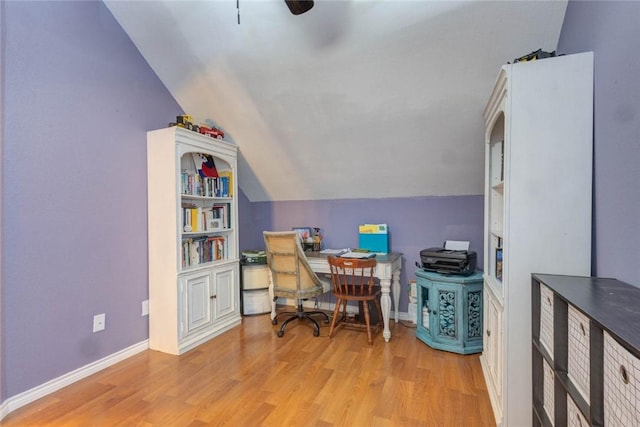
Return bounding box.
[105,0,567,202]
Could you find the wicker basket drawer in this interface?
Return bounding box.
[567,394,589,427]
[540,284,555,358]
[568,304,590,404]
[604,331,640,426]
[543,358,555,425]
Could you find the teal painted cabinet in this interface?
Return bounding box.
[415,270,484,354]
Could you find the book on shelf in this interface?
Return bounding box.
[181,203,231,233]
[201,207,212,230]
[218,170,233,197]
[182,240,188,268]
[182,203,195,232]
[495,247,503,281]
[181,171,188,195]
[212,203,230,228]
[188,207,199,232]
[188,239,199,266]
[215,238,225,260]
[180,169,233,198]
[181,235,228,267]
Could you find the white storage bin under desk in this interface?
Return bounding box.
[241,264,271,315]
[243,264,270,290]
[243,289,271,315]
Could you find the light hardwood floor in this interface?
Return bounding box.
[3,311,496,426]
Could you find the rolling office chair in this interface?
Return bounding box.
[327,255,383,345]
[263,231,330,337]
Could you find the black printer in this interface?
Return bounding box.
[417,247,477,276]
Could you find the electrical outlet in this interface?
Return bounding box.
[93,313,106,333]
[141,300,149,316]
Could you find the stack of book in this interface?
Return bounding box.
[182,236,228,267]
[242,249,266,264]
[180,171,233,197]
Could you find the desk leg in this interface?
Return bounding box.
[268,271,277,321]
[393,270,401,323]
[380,278,391,342]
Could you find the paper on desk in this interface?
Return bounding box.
[340,251,376,259]
[444,240,470,251]
[320,248,349,255]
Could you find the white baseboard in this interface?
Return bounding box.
[0,400,7,421]
[0,339,149,420]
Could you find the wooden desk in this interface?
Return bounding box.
[269,252,403,342]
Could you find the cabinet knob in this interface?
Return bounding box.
[210,295,217,299]
[487,329,491,337]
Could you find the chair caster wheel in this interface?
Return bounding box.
[277,331,284,337]
[272,318,277,325]
[313,330,320,337]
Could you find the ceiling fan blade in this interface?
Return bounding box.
[285,0,314,15]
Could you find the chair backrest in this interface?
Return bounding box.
[327,256,377,297]
[263,231,325,300]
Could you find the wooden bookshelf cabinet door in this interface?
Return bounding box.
[210,263,239,322]
[180,269,215,341]
[177,263,239,353]
[482,284,503,417]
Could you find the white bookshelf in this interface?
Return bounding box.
[147,127,241,355]
[480,52,594,426]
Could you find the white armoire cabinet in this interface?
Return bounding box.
[480,52,593,426]
[147,127,241,355]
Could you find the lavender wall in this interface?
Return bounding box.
[239,195,484,311]
[558,1,640,287]
[2,1,181,399]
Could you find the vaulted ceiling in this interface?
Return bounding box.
[105,0,567,202]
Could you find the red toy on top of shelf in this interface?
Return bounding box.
[168,115,225,140]
[198,125,224,139]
